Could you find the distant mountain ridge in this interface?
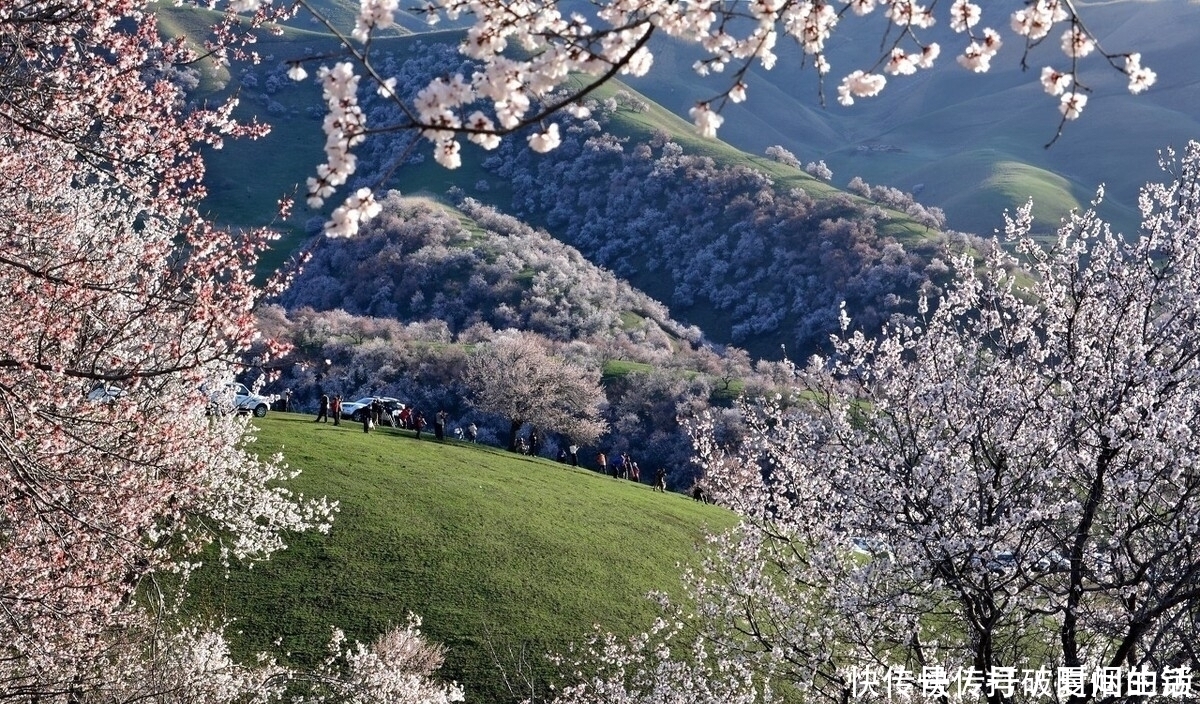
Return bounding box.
[274,0,1198,236]
[621,0,1200,236]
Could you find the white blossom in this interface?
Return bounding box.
[689,102,724,138]
[1040,66,1072,96]
[432,138,462,168]
[1126,53,1157,94]
[1059,90,1088,120]
[885,48,917,76]
[1060,25,1095,59]
[528,123,562,153]
[837,70,886,105]
[949,0,981,32]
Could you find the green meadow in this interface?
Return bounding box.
[187,413,736,703]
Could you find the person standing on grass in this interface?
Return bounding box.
[315,393,329,423]
[414,411,426,440]
[435,409,447,441]
[596,451,607,476]
[467,422,478,443]
[331,395,342,426]
[653,468,667,492]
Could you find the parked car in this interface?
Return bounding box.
[850,537,894,562]
[86,384,127,403]
[1033,551,1072,573]
[207,382,271,417]
[969,550,1017,574]
[341,396,404,424]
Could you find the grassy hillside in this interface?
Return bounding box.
[625,0,1200,237]
[187,413,736,703]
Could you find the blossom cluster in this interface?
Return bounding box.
[267,0,1152,236]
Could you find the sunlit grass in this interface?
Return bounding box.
[186,413,736,703]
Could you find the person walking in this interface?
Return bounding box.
[653,468,667,492]
[315,393,329,423]
[361,407,371,433]
[331,395,342,426]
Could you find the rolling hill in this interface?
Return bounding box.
[622,0,1200,237]
[185,413,736,703]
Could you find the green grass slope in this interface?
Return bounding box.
[187,414,735,703]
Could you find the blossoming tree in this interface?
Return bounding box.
[462,332,608,452]
[546,143,1200,703]
[0,2,461,701]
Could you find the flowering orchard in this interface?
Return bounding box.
[546,143,1200,703]
[0,1,461,701]
[269,0,1155,236]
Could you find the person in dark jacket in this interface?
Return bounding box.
[315,394,329,423]
[434,409,447,441]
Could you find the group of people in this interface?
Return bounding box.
[313,393,342,425]
[311,394,682,497]
[392,405,425,436]
[516,427,543,456]
[592,451,667,491]
[311,394,484,444]
[595,451,639,480]
[313,394,398,431]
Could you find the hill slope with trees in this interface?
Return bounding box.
[259,194,788,490]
